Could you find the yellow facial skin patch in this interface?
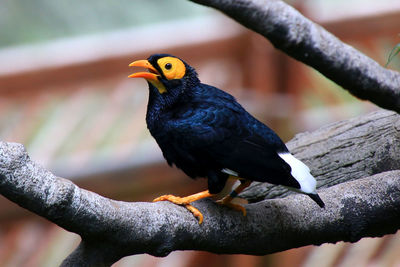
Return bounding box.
[128,56,186,94]
[157,57,186,80]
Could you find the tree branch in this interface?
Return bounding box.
[189,0,400,113]
[0,110,400,266]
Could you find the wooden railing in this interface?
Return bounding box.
[0,16,247,97]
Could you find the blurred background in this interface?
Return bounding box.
[0,0,400,266]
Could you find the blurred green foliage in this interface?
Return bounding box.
[0,0,209,48]
[385,42,400,67]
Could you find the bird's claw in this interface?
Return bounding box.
[153,194,205,224]
[217,199,247,216]
[153,194,189,205]
[185,204,204,224]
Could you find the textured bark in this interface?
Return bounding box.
[189,0,400,112]
[0,110,400,266]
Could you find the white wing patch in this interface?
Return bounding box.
[221,168,239,177]
[278,153,317,194]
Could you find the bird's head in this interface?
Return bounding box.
[128,54,199,97]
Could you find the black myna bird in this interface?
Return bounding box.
[128,54,324,224]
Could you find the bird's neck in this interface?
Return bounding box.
[145,84,182,130]
[146,85,163,130]
[145,82,196,132]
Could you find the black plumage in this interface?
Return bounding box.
[129,53,324,222]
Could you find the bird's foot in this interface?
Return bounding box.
[214,179,250,216]
[153,190,212,224]
[216,198,247,216]
[153,194,191,204]
[184,204,204,224]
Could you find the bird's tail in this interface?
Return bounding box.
[278,152,325,208]
[307,193,325,208]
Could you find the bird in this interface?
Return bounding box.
[128,53,324,224]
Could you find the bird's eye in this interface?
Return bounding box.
[157,56,186,80]
[165,63,172,70]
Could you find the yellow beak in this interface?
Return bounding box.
[128,59,167,94]
[128,60,159,81]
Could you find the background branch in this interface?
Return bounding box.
[189,0,400,113]
[0,110,399,266]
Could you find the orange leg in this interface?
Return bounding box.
[217,180,251,216]
[153,190,213,224]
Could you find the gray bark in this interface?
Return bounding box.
[189,0,400,112]
[0,110,399,266]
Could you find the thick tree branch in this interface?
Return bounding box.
[0,110,400,266]
[189,0,400,112]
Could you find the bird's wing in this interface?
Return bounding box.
[221,133,303,187]
[171,107,297,186]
